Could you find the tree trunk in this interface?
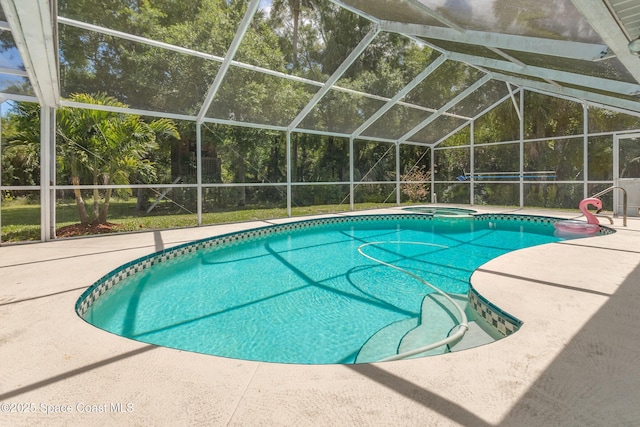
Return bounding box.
[92,191,100,219]
[99,187,112,224]
[71,175,90,224]
[136,188,147,211]
[268,136,280,182]
[92,178,100,220]
[291,2,300,69]
[237,160,246,207]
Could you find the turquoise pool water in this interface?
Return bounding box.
[80,215,589,364]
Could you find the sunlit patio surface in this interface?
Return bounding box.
[1,206,639,426]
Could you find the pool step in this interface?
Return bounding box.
[397,293,468,358]
[355,317,419,363]
[448,320,496,352]
[355,293,470,363]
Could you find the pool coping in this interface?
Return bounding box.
[1,205,639,426]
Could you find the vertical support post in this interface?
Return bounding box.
[430,146,436,204]
[583,103,589,199]
[49,107,56,240]
[613,134,620,214]
[395,142,401,205]
[286,131,292,217]
[196,122,203,226]
[40,105,50,241]
[469,121,475,206]
[349,137,354,210]
[519,88,525,208]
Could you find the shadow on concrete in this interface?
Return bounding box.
[346,363,492,427]
[0,345,157,401]
[153,230,164,252]
[0,231,189,270]
[0,286,89,306]
[559,240,640,254]
[0,245,156,269]
[497,260,640,426]
[475,267,611,297]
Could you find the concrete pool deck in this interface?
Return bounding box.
[1,206,639,426]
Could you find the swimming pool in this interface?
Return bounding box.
[77,213,610,364]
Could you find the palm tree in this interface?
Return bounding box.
[94,113,179,222]
[57,93,179,224]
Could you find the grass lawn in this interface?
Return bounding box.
[1,198,402,243]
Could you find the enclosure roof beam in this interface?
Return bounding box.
[0,93,38,104]
[571,0,640,85]
[328,0,381,23]
[408,0,464,31]
[446,52,640,96]
[196,0,261,124]
[381,21,609,62]
[0,67,28,77]
[58,17,229,62]
[398,74,492,144]
[287,25,380,132]
[350,55,447,139]
[1,0,59,107]
[489,71,640,114]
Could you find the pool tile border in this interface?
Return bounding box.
[468,287,522,336]
[474,213,615,234]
